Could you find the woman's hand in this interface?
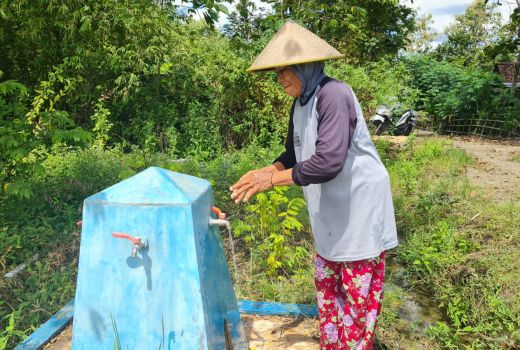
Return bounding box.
[230,169,273,203]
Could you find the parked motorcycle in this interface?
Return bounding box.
[393,109,418,136]
[370,105,418,136]
[370,105,393,135]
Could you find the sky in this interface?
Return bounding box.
[408,0,518,44]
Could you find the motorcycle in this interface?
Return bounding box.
[370,105,418,136]
[370,105,393,135]
[393,109,418,136]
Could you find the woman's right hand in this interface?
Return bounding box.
[229,169,273,203]
[229,162,286,203]
[238,167,275,182]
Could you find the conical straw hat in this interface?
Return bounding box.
[247,21,344,72]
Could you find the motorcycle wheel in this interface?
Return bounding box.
[375,123,384,135]
[403,124,414,136]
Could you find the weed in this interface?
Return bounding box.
[427,322,460,349]
[401,220,477,277]
[0,312,25,350]
[2,139,519,349]
[110,313,123,350]
[110,314,167,350]
[233,186,307,275]
[388,138,520,347]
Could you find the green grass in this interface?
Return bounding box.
[0,144,282,349]
[1,138,519,349]
[386,136,520,349]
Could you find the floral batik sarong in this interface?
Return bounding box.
[315,251,386,350]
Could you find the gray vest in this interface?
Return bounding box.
[293,85,398,261]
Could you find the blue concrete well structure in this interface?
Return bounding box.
[71,167,248,350]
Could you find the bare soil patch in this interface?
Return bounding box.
[243,314,319,349]
[43,322,72,350]
[451,136,520,202]
[378,132,520,202]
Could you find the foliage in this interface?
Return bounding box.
[387,138,520,347]
[0,78,32,195]
[404,54,520,134]
[0,312,25,350]
[485,4,520,62]
[261,0,417,63]
[326,59,419,113]
[103,21,291,157]
[0,72,90,198]
[433,0,502,68]
[233,187,308,275]
[0,0,298,206]
[401,221,477,277]
[222,0,264,43]
[406,14,439,53]
[0,1,288,159]
[0,0,229,83]
[169,0,231,26]
[485,1,520,95]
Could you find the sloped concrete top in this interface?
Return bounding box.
[85,167,210,205]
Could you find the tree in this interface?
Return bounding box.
[0,0,292,158]
[406,14,439,53]
[485,0,520,95]
[0,70,91,197]
[159,0,231,26]
[260,0,417,63]
[433,0,502,67]
[222,0,260,42]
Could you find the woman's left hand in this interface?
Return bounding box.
[230,170,272,203]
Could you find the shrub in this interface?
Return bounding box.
[233,187,308,275]
[404,54,520,135]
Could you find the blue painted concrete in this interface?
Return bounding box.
[238,300,319,318]
[15,300,74,350]
[16,167,320,349]
[72,167,247,350]
[16,299,318,350]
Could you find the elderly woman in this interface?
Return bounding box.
[230,21,398,350]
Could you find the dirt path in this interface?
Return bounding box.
[451,136,520,202]
[382,132,520,202]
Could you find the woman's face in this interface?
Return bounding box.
[275,67,302,97]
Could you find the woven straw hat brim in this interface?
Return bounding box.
[247,21,344,72]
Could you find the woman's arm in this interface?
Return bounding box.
[273,101,297,169]
[291,82,357,186]
[259,162,286,173]
[272,168,294,186]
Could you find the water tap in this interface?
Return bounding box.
[209,207,238,283]
[209,207,230,230]
[112,232,148,258]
